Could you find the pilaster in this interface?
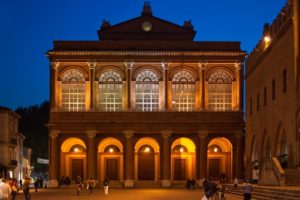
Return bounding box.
[198,131,208,180]
[86,130,96,179]
[124,61,134,110]
[123,130,134,187]
[48,130,59,188]
[161,62,169,110]
[50,61,59,111]
[160,130,172,187]
[88,61,96,111]
[198,62,207,111]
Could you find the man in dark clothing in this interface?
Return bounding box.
[203,178,217,200]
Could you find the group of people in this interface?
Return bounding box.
[0,177,31,200]
[74,175,110,196]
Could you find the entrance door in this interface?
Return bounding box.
[208,159,220,179]
[106,158,119,180]
[174,159,186,180]
[72,159,83,181]
[138,153,155,180]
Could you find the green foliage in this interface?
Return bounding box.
[15,101,49,173]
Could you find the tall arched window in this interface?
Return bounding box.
[172,70,196,111]
[135,69,159,111]
[61,69,86,111]
[99,70,123,111]
[208,70,232,111]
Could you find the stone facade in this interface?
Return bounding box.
[47,4,246,187]
[245,0,300,185]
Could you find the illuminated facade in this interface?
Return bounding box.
[245,0,300,185]
[47,4,246,187]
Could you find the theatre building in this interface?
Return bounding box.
[47,4,246,187]
[245,0,300,185]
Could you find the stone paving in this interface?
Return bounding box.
[13,188,242,200]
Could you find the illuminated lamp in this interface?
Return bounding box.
[213,147,218,153]
[264,35,271,43]
[144,147,150,153]
[109,148,114,153]
[179,147,184,153]
[74,147,79,152]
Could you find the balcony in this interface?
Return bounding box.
[49,111,244,134]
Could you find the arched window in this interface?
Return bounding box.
[61,69,86,111]
[104,145,121,153]
[135,69,159,111]
[208,70,232,111]
[172,70,196,111]
[99,70,123,111]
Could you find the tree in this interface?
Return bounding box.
[15,101,49,173]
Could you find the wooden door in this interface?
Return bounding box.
[106,158,119,180]
[138,153,155,180]
[72,159,83,181]
[174,159,186,180]
[208,159,220,179]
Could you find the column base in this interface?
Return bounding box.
[47,179,58,188]
[161,180,171,187]
[124,180,134,187]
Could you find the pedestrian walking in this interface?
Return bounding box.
[103,177,109,195]
[0,178,11,200]
[87,177,96,195]
[23,177,31,200]
[233,177,238,189]
[242,179,252,200]
[34,177,39,192]
[75,176,83,195]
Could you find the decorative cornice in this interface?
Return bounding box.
[48,51,246,57]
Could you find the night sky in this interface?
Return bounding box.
[0,0,286,110]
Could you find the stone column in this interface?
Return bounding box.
[198,62,207,111]
[86,130,96,179]
[88,61,96,111]
[235,132,243,178]
[48,130,59,188]
[161,62,169,110]
[199,132,208,180]
[235,62,242,111]
[124,61,134,110]
[123,130,134,187]
[50,61,59,111]
[160,130,172,187]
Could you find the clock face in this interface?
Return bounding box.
[142,21,152,32]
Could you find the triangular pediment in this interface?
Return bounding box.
[98,9,196,41]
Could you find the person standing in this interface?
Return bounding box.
[0,178,11,200]
[10,178,18,200]
[34,177,39,192]
[233,177,238,189]
[242,179,253,200]
[87,177,96,195]
[103,177,109,195]
[23,177,31,200]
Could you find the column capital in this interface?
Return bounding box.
[88,61,96,70]
[51,61,59,70]
[86,130,97,138]
[198,61,207,71]
[234,62,242,71]
[161,130,172,138]
[49,130,60,138]
[161,62,169,71]
[198,130,209,138]
[123,130,134,138]
[124,61,134,70]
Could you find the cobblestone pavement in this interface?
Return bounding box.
[13,188,242,200]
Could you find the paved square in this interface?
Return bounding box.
[13,188,242,200]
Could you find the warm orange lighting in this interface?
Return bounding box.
[264,35,271,43]
[109,148,114,153]
[74,147,79,152]
[179,147,184,153]
[172,100,176,104]
[144,147,150,152]
[213,147,218,152]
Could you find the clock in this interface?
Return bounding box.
[141,21,152,32]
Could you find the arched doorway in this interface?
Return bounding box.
[207,137,232,182]
[98,137,123,183]
[134,137,160,181]
[171,138,196,181]
[60,138,86,181]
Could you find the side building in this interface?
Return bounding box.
[47,4,246,187]
[245,0,300,185]
[0,106,32,180]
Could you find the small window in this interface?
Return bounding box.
[283,69,287,93]
[272,79,276,100]
[263,87,267,106]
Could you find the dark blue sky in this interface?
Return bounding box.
[0,0,286,110]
